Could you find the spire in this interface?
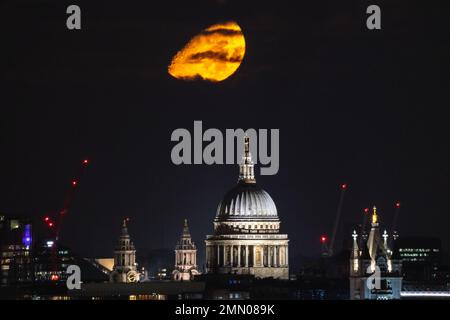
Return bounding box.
[371,206,378,225]
[382,230,389,247]
[182,219,191,238]
[238,136,256,184]
[367,206,385,261]
[176,219,196,250]
[351,230,359,259]
[121,218,129,236]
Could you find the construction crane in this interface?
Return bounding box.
[354,206,370,251]
[42,158,90,281]
[360,207,370,244]
[389,201,401,248]
[328,183,348,256]
[320,235,329,257]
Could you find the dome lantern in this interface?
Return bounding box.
[238,136,256,184]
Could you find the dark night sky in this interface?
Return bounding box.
[2,0,450,266]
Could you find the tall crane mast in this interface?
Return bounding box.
[42,158,90,281]
[389,201,401,248]
[328,183,348,256]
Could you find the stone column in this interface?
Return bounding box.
[271,246,275,267]
[253,246,256,267]
[230,245,234,267]
[264,246,267,267]
[223,245,227,266]
[284,246,287,266]
[272,246,276,267]
[273,246,277,267]
[273,246,276,267]
[238,245,241,267]
[245,245,249,267]
[275,246,278,267]
[268,246,272,267]
[284,245,289,267]
[217,245,220,266]
[281,246,284,266]
[269,247,272,267]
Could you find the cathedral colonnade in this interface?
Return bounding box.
[205,242,289,269]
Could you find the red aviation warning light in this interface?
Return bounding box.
[320,234,329,257]
[72,180,78,187]
[341,183,348,190]
[395,202,401,208]
[361,207,370,236]
[50,274,59,281]
[43,216,54,227]
[83,159,89,165]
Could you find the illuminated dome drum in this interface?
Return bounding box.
[205,137,289,279]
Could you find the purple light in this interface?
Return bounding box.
[22,224,32,246]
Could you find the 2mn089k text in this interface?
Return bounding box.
[175,304,276,317]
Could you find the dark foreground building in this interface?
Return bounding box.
[0,214,33,288]
[69,281,205,300]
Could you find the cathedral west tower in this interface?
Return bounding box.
[173,219,200,281]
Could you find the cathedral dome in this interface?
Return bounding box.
[216,182,278,220]
[214,136,278,222]
[205,136,289,280]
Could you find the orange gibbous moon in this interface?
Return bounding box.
[168,21,246,82]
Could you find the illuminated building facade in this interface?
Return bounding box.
[205,137,289,279]
[110,220,139,283]
[394,237,441,282]
[349,207,403,300]
[0,215,33,286]
[33,239,71,284]
[33,240,109,289]
[173,219,200,281]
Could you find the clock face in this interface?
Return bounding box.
[127,271,138,283]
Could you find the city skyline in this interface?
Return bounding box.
[2,0,450,302]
